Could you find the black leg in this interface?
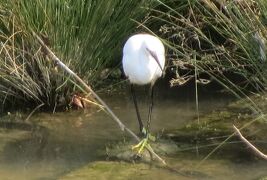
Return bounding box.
[146,85,154,136]
[130,84,144,134]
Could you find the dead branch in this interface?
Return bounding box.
[233,125,267,160]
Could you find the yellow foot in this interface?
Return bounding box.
[131,137,148,155]
[131,132,156,155]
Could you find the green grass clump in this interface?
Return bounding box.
[0,0,154,110]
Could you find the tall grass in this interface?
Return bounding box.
[0,0,154,110]
[12,0,155,81]
[148,0,267,101]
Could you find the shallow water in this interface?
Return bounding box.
[0,85,266,179]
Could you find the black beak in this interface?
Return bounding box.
[146,48,163,72]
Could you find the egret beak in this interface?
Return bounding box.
[146,48,163,72]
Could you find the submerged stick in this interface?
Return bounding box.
[25,103,45,122]
[233,125,267,160]
[32,31,166,165]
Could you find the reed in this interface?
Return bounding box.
[0,0,153,110]
[147,0,267,100]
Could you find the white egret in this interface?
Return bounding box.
[122,34,165,151]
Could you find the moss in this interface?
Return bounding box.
[59,161,182,180]
[162,92,267,160]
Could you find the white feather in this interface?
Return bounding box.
[122,34,165,85]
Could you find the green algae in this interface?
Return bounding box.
[59,161,190,180]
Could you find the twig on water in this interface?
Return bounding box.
[32,31,166,165]
[233,125,267,160]
[24,103,45,122]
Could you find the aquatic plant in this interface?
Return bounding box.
[0,0,153,110]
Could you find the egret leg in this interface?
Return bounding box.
[146,85,154,137]
[132,85,155,155]
[130,84,144,134]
